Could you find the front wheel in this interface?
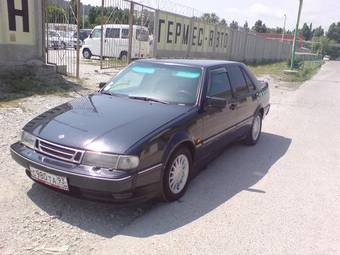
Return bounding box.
[244,112,262,145]
[119,51,128,62]
[162,147,192,202]
[82,48,92,59]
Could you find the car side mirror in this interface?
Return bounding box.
[98,82,106,89]
[205,96,227,109]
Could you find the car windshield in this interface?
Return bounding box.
[102,63,202,105]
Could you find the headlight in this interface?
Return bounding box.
[21,131,36,149]
[117,155,139,170]
[82,151,139,170]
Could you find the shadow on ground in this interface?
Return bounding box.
[0,71,87,103]
[27,132,291,238]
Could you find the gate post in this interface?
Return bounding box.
[128,1,134,63]
[76,0,80,78]
[100,0,104,69]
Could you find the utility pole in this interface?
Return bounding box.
[127,1,134,63]
[281,14,287,41]
[290,0,303,69]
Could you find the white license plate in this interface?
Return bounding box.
[30,167,69,191]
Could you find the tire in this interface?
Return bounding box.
[244,111,262,145]
[119,51,128,62]
[162,147,192,202]
[83,48,92,59]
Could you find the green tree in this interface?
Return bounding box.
[327,22,340,43]
[312,26,324,37]
[201,13,220,24]
[252,20,267,33]
[230,20,238,29]
[47,4,67,23]
[243,21,249,32]
[301,22,312,40]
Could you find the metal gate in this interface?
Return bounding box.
[45,0,80,77]
[99,0,155,69]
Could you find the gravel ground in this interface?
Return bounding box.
[1,62,338,255]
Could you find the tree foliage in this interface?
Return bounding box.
[230,20,238,29]
[301,22,313,40]
[201,13,220,24]
[252,20,267,33]
[327,22,340,43]
[243,21,249,32]
[312,26,324,37]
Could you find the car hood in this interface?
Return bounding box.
[24,94,191,154]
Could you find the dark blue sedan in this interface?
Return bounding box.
[11,59,270,203]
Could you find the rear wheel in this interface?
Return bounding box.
[82,48,92,59]
[162,147,192,202]
[60,42,66,49]
[244,112,262,145]
[119,51,128,62]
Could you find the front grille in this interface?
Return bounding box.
[36,138,84,164]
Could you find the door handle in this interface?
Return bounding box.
[229,103,237,110]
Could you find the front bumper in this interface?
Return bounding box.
[10,142,163,203]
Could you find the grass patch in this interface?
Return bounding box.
[0,71,84,104]
[249,60,324,82]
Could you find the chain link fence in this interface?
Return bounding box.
[46,0,80,77]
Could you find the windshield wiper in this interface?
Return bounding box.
[101,91,125,97]
[128,95,169,104]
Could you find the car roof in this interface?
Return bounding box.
[93,24,148,29]
[136,59,240,68]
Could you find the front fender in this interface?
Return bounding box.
[161,131,195,165]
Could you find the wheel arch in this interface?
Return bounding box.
[162,132,196,167]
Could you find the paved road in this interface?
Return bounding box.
[96,62,340,254]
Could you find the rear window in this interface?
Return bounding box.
[136,29,149,41]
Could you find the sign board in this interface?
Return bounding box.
[154,10,230,58]
[0,0,36,45]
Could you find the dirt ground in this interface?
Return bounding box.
[0,66,308,255]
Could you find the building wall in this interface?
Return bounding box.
[153,10,292,63]
[0,0,44,68]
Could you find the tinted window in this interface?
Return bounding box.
[103,63,202,105]
[91,29,102,38]
[242,69,256,90]
[106,28,120,38]
[136,29,149,41]
[122,29,129,39]
[229,66,248,94]
[208,69,232,99]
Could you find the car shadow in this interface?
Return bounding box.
[27,132,291,238]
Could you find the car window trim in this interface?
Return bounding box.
[227,64,250,96]
[241,67,256,91]
[207,66,235,99]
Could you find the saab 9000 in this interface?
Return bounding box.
[11,59,270,203]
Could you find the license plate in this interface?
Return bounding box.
[30,167,69,191]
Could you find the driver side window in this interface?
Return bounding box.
[208,68,232,100]
[91,29,102,38]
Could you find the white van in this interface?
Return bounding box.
[82,24,150,61]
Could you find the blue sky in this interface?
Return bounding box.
[81,0,340,30]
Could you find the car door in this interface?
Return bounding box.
[227,64,257,134]
[201,67,236,146]
[104,27,121,57]
[88,28,102,56]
